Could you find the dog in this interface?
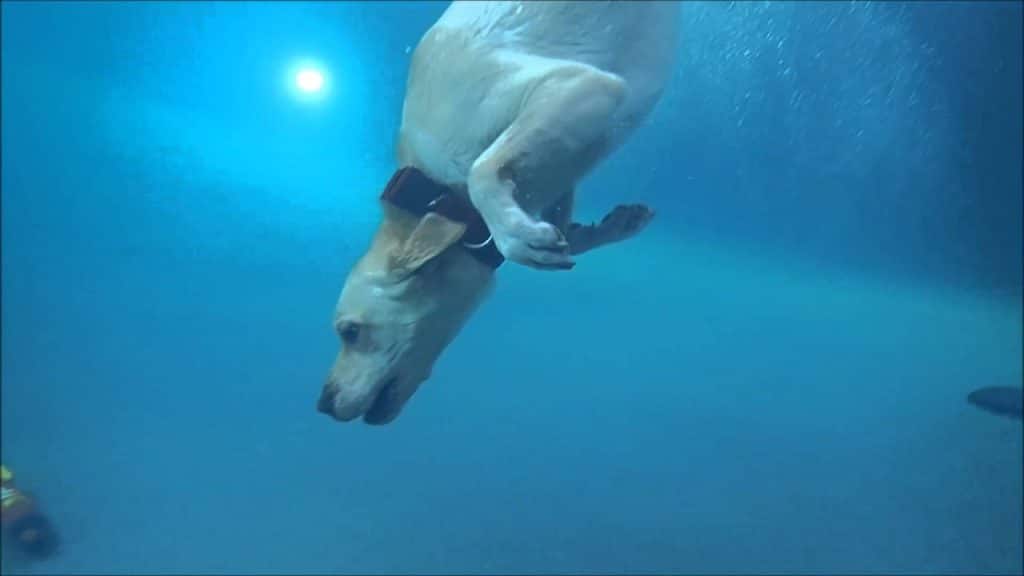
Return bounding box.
[318,1,680,424]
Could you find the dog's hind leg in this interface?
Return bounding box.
[567,204,655,256]
[468,64,627,271]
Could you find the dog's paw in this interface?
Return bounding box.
[492,211,575,271]
[597,204,655,242]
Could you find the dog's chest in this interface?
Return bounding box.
[398,29,534,187]
[396,1,679,187]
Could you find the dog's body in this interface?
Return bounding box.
[400,1,680,263]
[319,1,681,424]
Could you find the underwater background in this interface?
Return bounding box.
[1,1,1021,574]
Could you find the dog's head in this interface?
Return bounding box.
[318,205,494,424]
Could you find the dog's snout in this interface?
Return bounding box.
[317,385,337,415]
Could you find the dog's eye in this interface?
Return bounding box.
[339,323,362,345]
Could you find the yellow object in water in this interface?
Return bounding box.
[1,465,27,510]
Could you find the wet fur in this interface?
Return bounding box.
[320,1,680,424]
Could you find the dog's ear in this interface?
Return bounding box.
[388,212,466,276]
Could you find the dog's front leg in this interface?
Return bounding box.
[467,65,626,271]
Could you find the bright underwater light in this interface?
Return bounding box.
[287,60,331,102]
[295,68,324,93]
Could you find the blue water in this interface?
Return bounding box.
[2,1,1021,574]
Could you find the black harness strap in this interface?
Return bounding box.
[380,167,505,269]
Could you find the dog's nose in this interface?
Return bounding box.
[317,386,337,415]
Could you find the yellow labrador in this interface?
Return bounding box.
[319,1,680,424]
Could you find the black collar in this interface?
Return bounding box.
[380,167,505,269]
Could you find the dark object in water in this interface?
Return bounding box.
[1,465,59,560]
[967,386,1023,420]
